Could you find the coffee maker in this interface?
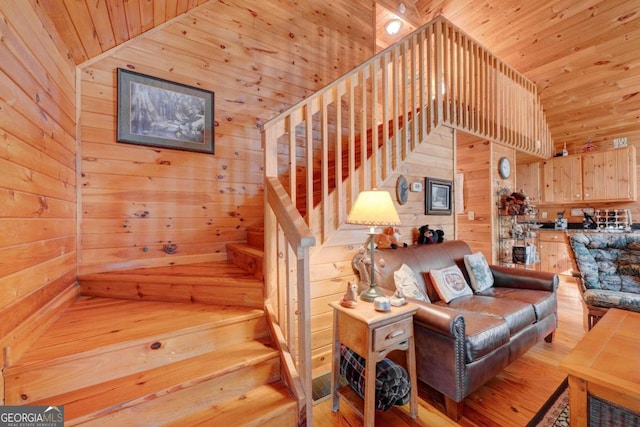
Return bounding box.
[555,211,567,230]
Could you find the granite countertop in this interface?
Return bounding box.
[537,222,638,233]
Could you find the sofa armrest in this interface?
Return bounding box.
[411,300,464,338]
[489,264,558,292]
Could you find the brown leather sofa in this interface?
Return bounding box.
[364,240,558,420]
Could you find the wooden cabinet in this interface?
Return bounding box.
[516,162,541,202]
[539,231,575,275]
[542,155,583,203]
[533,146,636,204]
[582,146,636,201]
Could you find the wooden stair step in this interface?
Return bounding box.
[226,242,264,280]
[79,262,261,282]
[246,226,265,250]
[166,381,297,427]
[5,297,267,404]
[77,261,264,308]
[35,338,282,425]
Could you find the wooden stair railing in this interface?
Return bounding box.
[263,176,316,426]
[260,16,554,426]
[297,110,416,217]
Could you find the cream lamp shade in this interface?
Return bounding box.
[346,190,401,228]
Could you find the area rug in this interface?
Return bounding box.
[527,378,569,427]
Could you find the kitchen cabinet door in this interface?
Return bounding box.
[583,146,636,202]
[540,232,575,275]
[542,156,582,203]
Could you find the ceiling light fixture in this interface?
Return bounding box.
[385,18,402,35]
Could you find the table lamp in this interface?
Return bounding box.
[346,189,401,302]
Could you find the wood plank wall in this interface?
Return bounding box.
[456,132,492,259]
[0,1,77,378]
[456,132,515,264]
[309,125,455,373]
[78,0,375,274]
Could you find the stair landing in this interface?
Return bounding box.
[77,261,264,308]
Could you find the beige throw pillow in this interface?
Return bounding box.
[429,265,473,303]
[463,251,494,292]
[393,264,430,302]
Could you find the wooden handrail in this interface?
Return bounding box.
[263,176,315,426]
[260,15,554,426]
[265,178,316,257]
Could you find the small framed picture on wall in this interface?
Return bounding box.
[425,177,452,215]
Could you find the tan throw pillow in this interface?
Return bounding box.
[429,265,473,303]
[463,251,494,292]
[393,263,430,302]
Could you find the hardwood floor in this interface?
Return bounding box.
[313,275,585,426]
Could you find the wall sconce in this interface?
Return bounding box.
[385,19,402,35]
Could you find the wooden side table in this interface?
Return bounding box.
[329,300,418,426]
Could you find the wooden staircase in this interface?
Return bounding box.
[4,261,298,426]
[226,226,265,280]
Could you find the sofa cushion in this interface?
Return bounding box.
[455,310,511,363]
[442,295,536,336]
[393,263,430,302]
[478,287,557,321]
[570,233,640,294]
[464,251,494,292]
[429,265,473,303]
[583,289,640,313]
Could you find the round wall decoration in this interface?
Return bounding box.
[396,175,409,205]
[498,156,511,179]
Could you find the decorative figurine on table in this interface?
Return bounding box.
[390,288,407,307]
[340,281,359,308]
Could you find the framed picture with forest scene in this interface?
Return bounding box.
[425,177,452,215]
[116,68,215,154]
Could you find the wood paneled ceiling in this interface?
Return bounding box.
[38,0,640,154]
[33,0,209,64]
